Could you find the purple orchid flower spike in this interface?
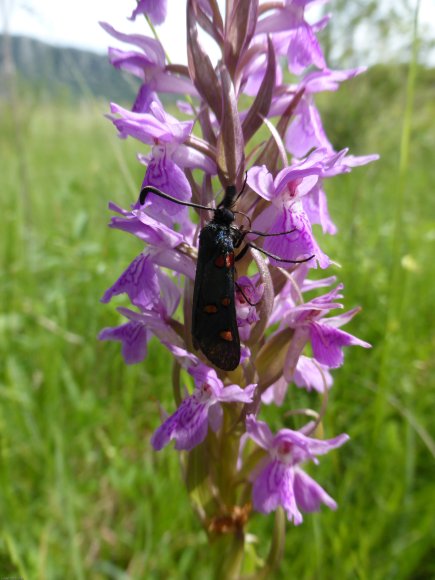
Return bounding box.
[99,0,377,570]
[152,365,256,452]
[246,415,349,524]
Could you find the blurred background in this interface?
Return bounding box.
[1,1,434,578]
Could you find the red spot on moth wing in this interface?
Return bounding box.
[214,255,226,268]
[219,330,234,342]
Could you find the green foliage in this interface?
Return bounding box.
[0,62,434,579]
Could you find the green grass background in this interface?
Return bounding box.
[1,62,434,578]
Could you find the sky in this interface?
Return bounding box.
[1,0,434,66]
[0,1,208,64]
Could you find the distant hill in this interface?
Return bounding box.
[0,34,138,103]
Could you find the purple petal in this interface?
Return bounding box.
[133,84,159,113]
[108,48,157,80]
[217,383,256,404]
[156,270,180,317]
[163,344,201,369]
[148,247,196,280]
[263,202,330,269]
[247,165,275,200]
[245,415,274,450]
[341,153,380,167]
[100,253,159,309]
[293,467,337,512]
[303,67,366,94]
[286,98,333,158]
[301,433,350,458]
[280,466,303,525]
[252,460,303,524]
[99,321,148,365]
[293,355,333,392]
[302,183,337,235]
[287,22,326,74]
[261,376,289,406]
[100,22,166,63]
[252,459,284,513]
[153,72,198,97]
[117,307,183,348]
[171,144,217,174]
[151,396,209,451]
[188,365,223,396]
[302,274,337,293]
[325,307,368,329]
[241,40,283,97]
[142,148,192,217]
[310,322,370,368]
[110,102,193,144]
[117,209,184,247]
[129,0,167,25]
[208,403,223,432]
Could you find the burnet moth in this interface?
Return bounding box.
[139,181,313,371]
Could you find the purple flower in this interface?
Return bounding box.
[100,252,160,309]
[257,0,328,75]
[128,0,167,25]
[235,275,264,341]
[98,266,183,365]
[281,284,371,374]
[262,355,333,405]
[99,319,149,365]
[246,415,349,524]
[109,100,193,145]
[248,161,330,268]
[107,201,187,248]
[100,21,196,104]
[152,366,256,451]
[293,355,333,392]
[99,0,378,538]
[109,100,215,219]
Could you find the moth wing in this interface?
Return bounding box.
[192,225,240,371]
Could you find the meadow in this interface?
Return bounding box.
[0,63,434,579]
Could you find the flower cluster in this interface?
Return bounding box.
[99,0,376,535]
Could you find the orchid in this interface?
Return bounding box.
[152,365,256,451]
[99,0,376,575]
[245,415,349,524]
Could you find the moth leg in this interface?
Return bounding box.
[234,242,251,262]
[235,281,260,307]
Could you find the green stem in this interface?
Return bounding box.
[213,532,245,580]
[241,509,286,580]
[145,15,173,65]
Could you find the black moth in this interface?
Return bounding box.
[139,182,313,371]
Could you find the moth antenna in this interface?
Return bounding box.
[249,228,297,237]
[247,243,315,264]
[235,171,249,202]
[140,186,213,213]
